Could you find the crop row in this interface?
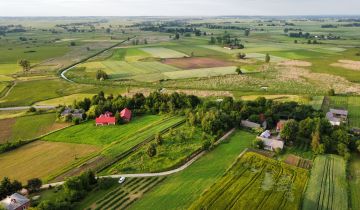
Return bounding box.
[189,152,308,210]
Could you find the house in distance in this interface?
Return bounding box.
[95,108,132,126]
[326,108,348,126]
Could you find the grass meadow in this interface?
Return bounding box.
[0,141,100,182]
[130,130,255,210]
[302,155,348,210]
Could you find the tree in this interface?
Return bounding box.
[294,40,298,44]
[311,129,321,154]
[235,67,243,75]
[27,178,42,193]
[155,133,163,145]
[144,39,148,44]
[174,33,180,40]
[19,59,31,73]
[147,144,157,157]
[328,89,335,96]
[280,119,299,142]
[253,139,264,149]
[96,70,108,80]
[70,41,76,46]
[244,29,250,36]
[265,53,270,63]
[236,53,246,59]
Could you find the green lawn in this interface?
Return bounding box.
[42,115,167,145]
[102,125,203,174]
[350,154,360,210]
[129,130,255,210]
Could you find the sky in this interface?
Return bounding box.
[0,0,359,16]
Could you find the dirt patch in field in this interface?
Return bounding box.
[331,59,360,71]
[163,57,235,69]
[277,60,312,67]
[0,118,16,143]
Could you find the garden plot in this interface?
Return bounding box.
[163,66,237,80]
[302,155,348,210]
[189,152,308,210]
[79,177,166,210]
[140,47,188,58]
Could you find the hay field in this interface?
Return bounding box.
[0,141,100,182]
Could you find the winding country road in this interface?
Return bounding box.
[41,128,236,189]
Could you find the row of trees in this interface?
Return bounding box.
[0,177,42,199]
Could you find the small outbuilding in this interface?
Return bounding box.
[120,108,132,122]
[326,108,348,126]
[0,193,30,210]
[262,138,284,151]
[61,107,84,120]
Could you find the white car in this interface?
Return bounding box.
[118,176,126,184]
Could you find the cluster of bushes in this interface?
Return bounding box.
[96,70,108,80]
[36,171,97,210]
[208,33,244,49]
[0,140,31,154]
[0,177,42,200]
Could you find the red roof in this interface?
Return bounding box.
[120,108,132,121]
[96,114,116,124]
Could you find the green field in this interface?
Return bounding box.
[0,113,69,144]
[302,155,348,210]
[102,125,203,174]
[350,154,360,210]
[0,79,92,107]
[42,115,177,145]
[189,152,308,210]
[34,93,95,106]
[75,177,166,210]
[130,130,255,210]
[102,116,185,157]
[0,141,100,182]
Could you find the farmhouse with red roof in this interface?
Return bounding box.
[95,111,116,126]
[120,108,132,122]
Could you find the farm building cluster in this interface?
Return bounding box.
[326,108,348,126]
[95,108,132,126]
[241,116,286,151]
[0,193,30,210]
